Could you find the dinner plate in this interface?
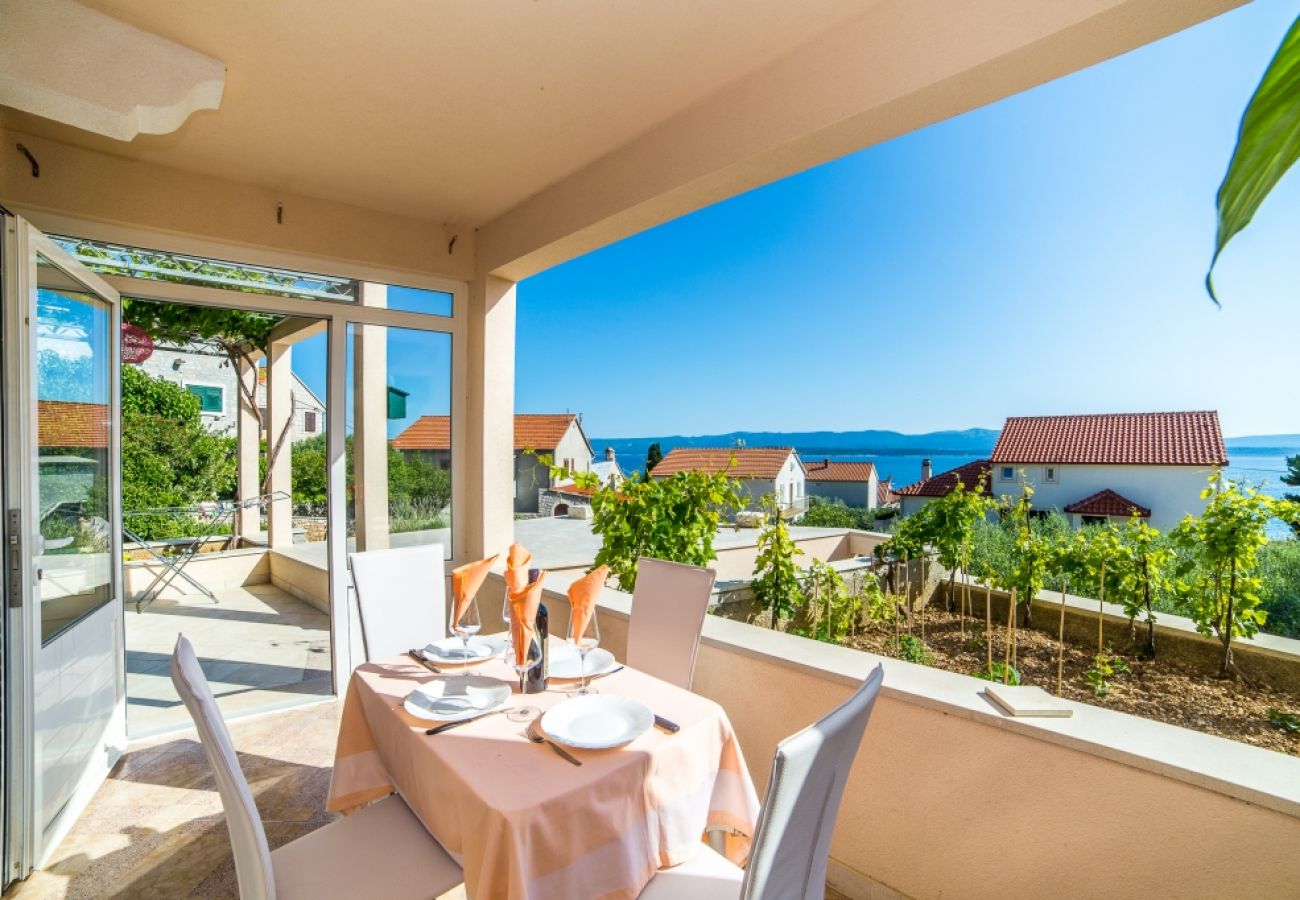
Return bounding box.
[547,645,618,680]
[541,694,653,750]
[403,674,511,722]
[423,634,507,664]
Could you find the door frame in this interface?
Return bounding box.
[2,215,126,880]
[17,209,468,698]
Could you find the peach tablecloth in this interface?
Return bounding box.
[326,650,760,900]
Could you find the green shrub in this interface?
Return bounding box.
[1259,540,1300,639]
[973,661,1021,684]
[800,497,870,529]
[590,468,743,592]
[892,634,934,665]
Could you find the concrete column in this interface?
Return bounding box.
[234,353,263,540]
[353,282,390,551]
[266,339,294,548]
[464,273,516,559]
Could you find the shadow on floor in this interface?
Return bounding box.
[8,737,339,899]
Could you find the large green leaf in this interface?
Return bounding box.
[1207,15,1300,304]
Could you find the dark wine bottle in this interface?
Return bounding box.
[525,569,549,693]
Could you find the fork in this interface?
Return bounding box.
[526,721,582,766]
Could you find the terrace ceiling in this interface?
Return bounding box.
[5,0,880,225]
[1,0,1243,280]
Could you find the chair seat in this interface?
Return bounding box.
[638,843,744,900]
[271,795,463,899]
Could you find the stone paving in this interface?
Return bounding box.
[125,583,332,737]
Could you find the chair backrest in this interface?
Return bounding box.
[171,634,276,900]
[741,664,885,900]
[626,557,716,689]
[349,544,447,662]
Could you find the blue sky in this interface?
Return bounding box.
[511,0,1300,440]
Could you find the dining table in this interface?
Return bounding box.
[326,639,760,900]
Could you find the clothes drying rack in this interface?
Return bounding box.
[125,492,289,613]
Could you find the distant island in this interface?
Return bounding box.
[594,427,1001,459]
[592,427,1297,486]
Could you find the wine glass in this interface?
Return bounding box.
[501,587,513,656]
[505,633,541,723]
[449,595,481,676]
[567,608,601,696]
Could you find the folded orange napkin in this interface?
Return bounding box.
[508,572,546,667]
[505,542,532,597]
[567,565,608,642]
[451,554,498,626]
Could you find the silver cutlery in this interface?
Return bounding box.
[527,720,582,766]
[425,707,508,735]
[653,714,680,734]
[587,665,625,681]
[408,649,443,674]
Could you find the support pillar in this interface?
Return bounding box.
[353,282,390,551]
[463,273,516,560]
[266,339,293,548]
[233,354,263,540]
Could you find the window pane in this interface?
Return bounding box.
[385,284,453,317]
[35,257,113,643]
[346,324,453,559]
[186,384,223,413]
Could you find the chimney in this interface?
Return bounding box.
[605,446,616,461]
[921,458,933,481]
[823,457,830,469]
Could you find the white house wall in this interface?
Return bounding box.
[992,463,1218,531]
[807,470,878,509]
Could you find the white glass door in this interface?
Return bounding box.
[3,215,125,879]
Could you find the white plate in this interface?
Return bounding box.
[403,674,511,722]
[547,644,618,680]
[424,634,506,664]
[541,694,653,750]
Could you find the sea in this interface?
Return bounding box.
[600,442,1296,539]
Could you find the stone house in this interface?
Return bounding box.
[650,446,806,514]
[136,342,325,443]
[392,413,595,513]
[804,459,879,509]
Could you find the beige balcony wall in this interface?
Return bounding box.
[496,571,1300,900]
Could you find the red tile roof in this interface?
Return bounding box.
[804,459,876,483]
[39,400,109,449]
[650,447,797,480]
[392,414,578,451]
[895,460,992,498]
[877,477,898,506]
[990,412,1227,467]
[1064,488,1151,518]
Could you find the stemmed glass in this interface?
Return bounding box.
[501,587,513,657]
[448,595,481,677]
[505,634,541,722]
[567,609,601,696]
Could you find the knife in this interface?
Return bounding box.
[408,649,443,674]
[653,714,680,734]
[425,707,508,735]
[587,665,626,681]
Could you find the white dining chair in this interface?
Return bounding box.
[626,557,717,689]
[349,544,446,662]
[638,664,885,900]
[170,634,463,900]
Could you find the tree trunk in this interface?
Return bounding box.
[1096,561,1106,656]
[1142,556,1156,658]
[1057,579,1068,695]
[985,582,993,671]
[1221,561,1238,678]
[1004,588,1016,681]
